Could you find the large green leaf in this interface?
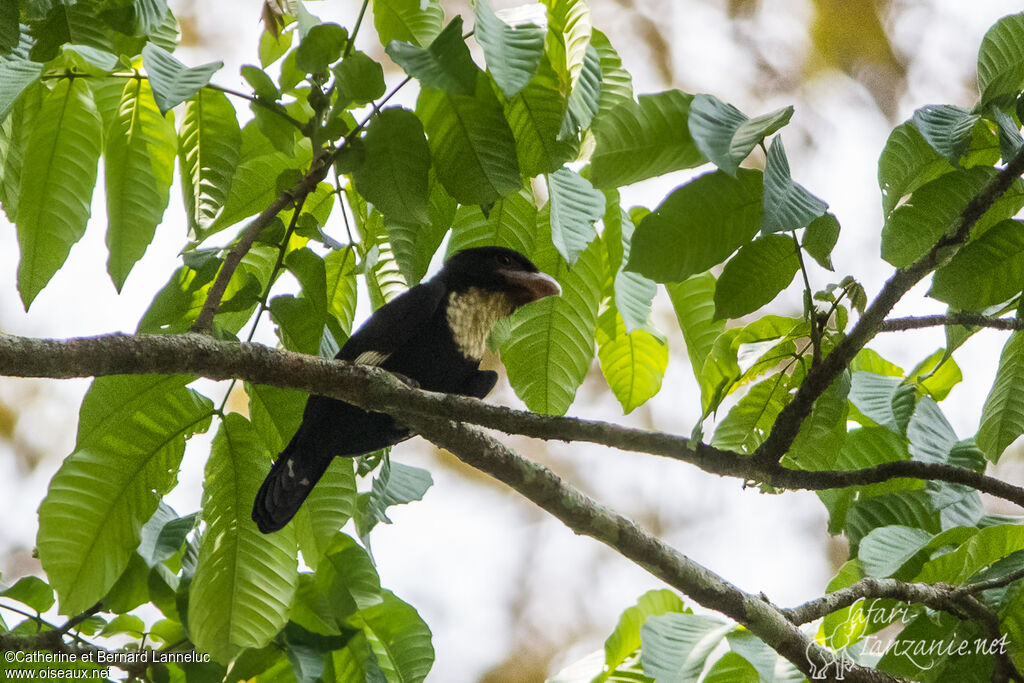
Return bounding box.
[667,272,725,398]
[687,94,793,176]
[385,171,456,285]
[713,233,799,320]
[978,331,1024,462]
[915,524,1024,584]
[596,308,668,414]
[371,0,443,48]
[627,170,763,283]
[711,373,794,453]
[640,613,733,682]
[878,121,955,218]
[177,89,241,238]
[325,247,360,336]
[359,459,434,534]
[189,414,298,662]
[788,373,850,476]
[600,589,685,681]
[604,199,656,332]
[446,187,537,256]
[912,104,980,165]
[353,106,430,225]
[104,78,176,291]
[547,167,602,264]
[417,85,521,205]
[294,22,348,75]
[0,80,40,225]
[473,0,544,99]
[929,220,1024,310]
[504,55,577,177]
[295,459,358,571]
[590,91,703,189]
[16,77,102,309]
[0,24,43,120]
[848,371,915,434]
[350,590,434,683]
[563,43,601,135]
[760,136,827,235]
[858,525,935,578]
[502,238,603,414]
[37,375,212,615]
[386,17,477,96]
[541,0,591,89]
[590,29,633,124]
[977,12,1024,105]
[881,167,1024,268]
[142,43,222,114]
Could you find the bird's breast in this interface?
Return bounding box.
[445,287,514,360]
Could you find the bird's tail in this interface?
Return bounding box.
[252,433,331,534]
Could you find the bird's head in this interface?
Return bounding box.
[441,246,561,308]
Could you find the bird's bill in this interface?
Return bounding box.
[500,269,561,304]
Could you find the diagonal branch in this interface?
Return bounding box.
[754,143,1024,465]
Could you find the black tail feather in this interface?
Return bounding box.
[252,434,332,533]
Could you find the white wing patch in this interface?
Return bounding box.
[355,350,391,366]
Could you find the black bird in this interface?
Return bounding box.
[252,246,561,533]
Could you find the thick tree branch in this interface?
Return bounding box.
[2,333,1024,511]
[755,144,1024,465]
[879,314,1024,333]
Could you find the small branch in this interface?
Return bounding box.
[879,314,1024,333]
[344,0,371,58]
[959,565,1024,595]
[792,231,822,366]
[755,143,1024,465]
[205,83,305,130]
[785,578,1022,682]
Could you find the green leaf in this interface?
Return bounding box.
[353,107,430,225]
[294,22,347,74]
[930,219,1024,310]
[788,373,851,476]
[0,25,43,120]
[687,94,793,176]
[590,91,703,189]
[803,213,840,270]
[912,104,980,165]
[359,459,434,534]
[0,576,54,613]
[372,0,443,48]
[977,12,1024,105]
[547,167,603,265]
[978,331,1024,462]
[541,0,591,89]
[15,77,102,309]
[845,490,941,551]
[37,376,212,615]
[142,43,222,115]
[385,171,456,285]
[241,64,279,101]
[604,201,656,332]
[138,502,198,567]
[849,372,914,434]
[325,248,360,336]
[881,166,1017,268]
[314,534,383,620]
[760,136,828,234]
[858,525,935,578]
[386,17,477,96]
[502,237,603,414]
[295,459,359,571]
[334,50,386,106]
[627,170,763,283]
[993,106,1024,163]
[504,55,577,177]
[178,89,242,238]
[446,187,536,256]
[104,78,176,291]
[189,414,298,662]
[712,371,796,453]
[601,589,685,678]
[713,233,799,320]
[350,590,434,683]
[0,80,41,226]
[878,120,955,218]
[666,273,725,399]
[473,0,544,98]
[640,613,732,682]
[563,43,601,134]
[916,524,1024,584]
[591,29,633,123]
[596,308,668,414]
[703,652,760,683]
[417,85,521,205]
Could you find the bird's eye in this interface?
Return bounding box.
[497,254,513,266]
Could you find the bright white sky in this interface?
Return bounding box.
[1,1,1023,680]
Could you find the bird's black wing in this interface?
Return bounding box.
[252,280,448,533]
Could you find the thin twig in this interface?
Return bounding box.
[880,313,1024,333]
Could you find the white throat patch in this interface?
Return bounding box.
[445,287,514,360]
